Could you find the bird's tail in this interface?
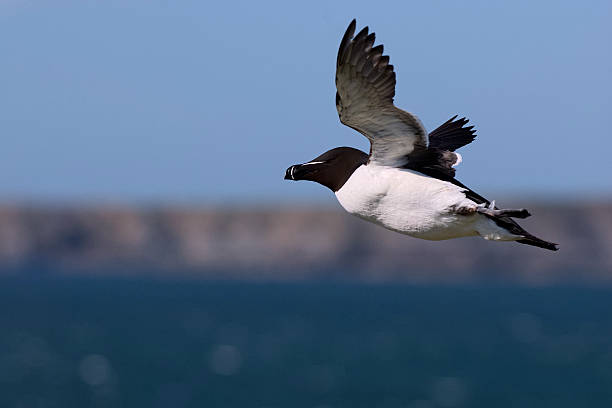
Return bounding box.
[487,213,559,251]
[516,234,559,251]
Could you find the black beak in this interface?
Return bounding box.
[284,164,314,181]
[284,165,297,180]
[285,161,326,181]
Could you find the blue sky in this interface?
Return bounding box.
[1,0,610,204]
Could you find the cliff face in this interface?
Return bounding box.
[0,203,610,284]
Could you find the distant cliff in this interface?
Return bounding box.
[0,203,610,284]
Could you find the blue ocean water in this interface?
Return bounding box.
[1,276,612,407]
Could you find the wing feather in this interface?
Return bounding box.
[335,20,428,166]
[428,116,477,151]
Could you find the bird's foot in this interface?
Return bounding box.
[476,201,531,218]
[452,205,477,215]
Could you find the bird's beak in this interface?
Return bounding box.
[285,161,327,181]
[284,165,298,180]
[284,163,318,181]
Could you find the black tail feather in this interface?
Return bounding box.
[517,236,559,251]
[485,211,559,252]
[451,177,559,252]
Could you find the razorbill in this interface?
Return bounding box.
[285,19,558,251]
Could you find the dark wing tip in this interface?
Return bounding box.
[336,20,397,106]
[370,44,384,56]
[346,18,357,36]
[428,115,478,151]
[337,19,357,66]
[355,25,369,41]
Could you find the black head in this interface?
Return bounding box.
[284,147,368,191]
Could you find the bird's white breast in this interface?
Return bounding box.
[335,164,480,240]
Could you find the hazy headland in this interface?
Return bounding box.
[1,201,610,285]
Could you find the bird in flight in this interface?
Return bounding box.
[285,19,558,251]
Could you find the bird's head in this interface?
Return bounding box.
[284,147,368,192]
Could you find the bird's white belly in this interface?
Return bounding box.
[335,164,484,240]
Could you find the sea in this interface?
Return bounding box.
[1,275,612,408]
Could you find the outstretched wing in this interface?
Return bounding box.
[403,116,477,181]
[335,19,428,166]
[335,20,478,179]
[428,115,477,152]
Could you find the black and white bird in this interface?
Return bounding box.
[285,20,558,251]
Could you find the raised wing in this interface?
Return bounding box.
[428,115,477,152]
[335,19,428,166]
[403,116,478,181]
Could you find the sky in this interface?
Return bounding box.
[1,0,611,204]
